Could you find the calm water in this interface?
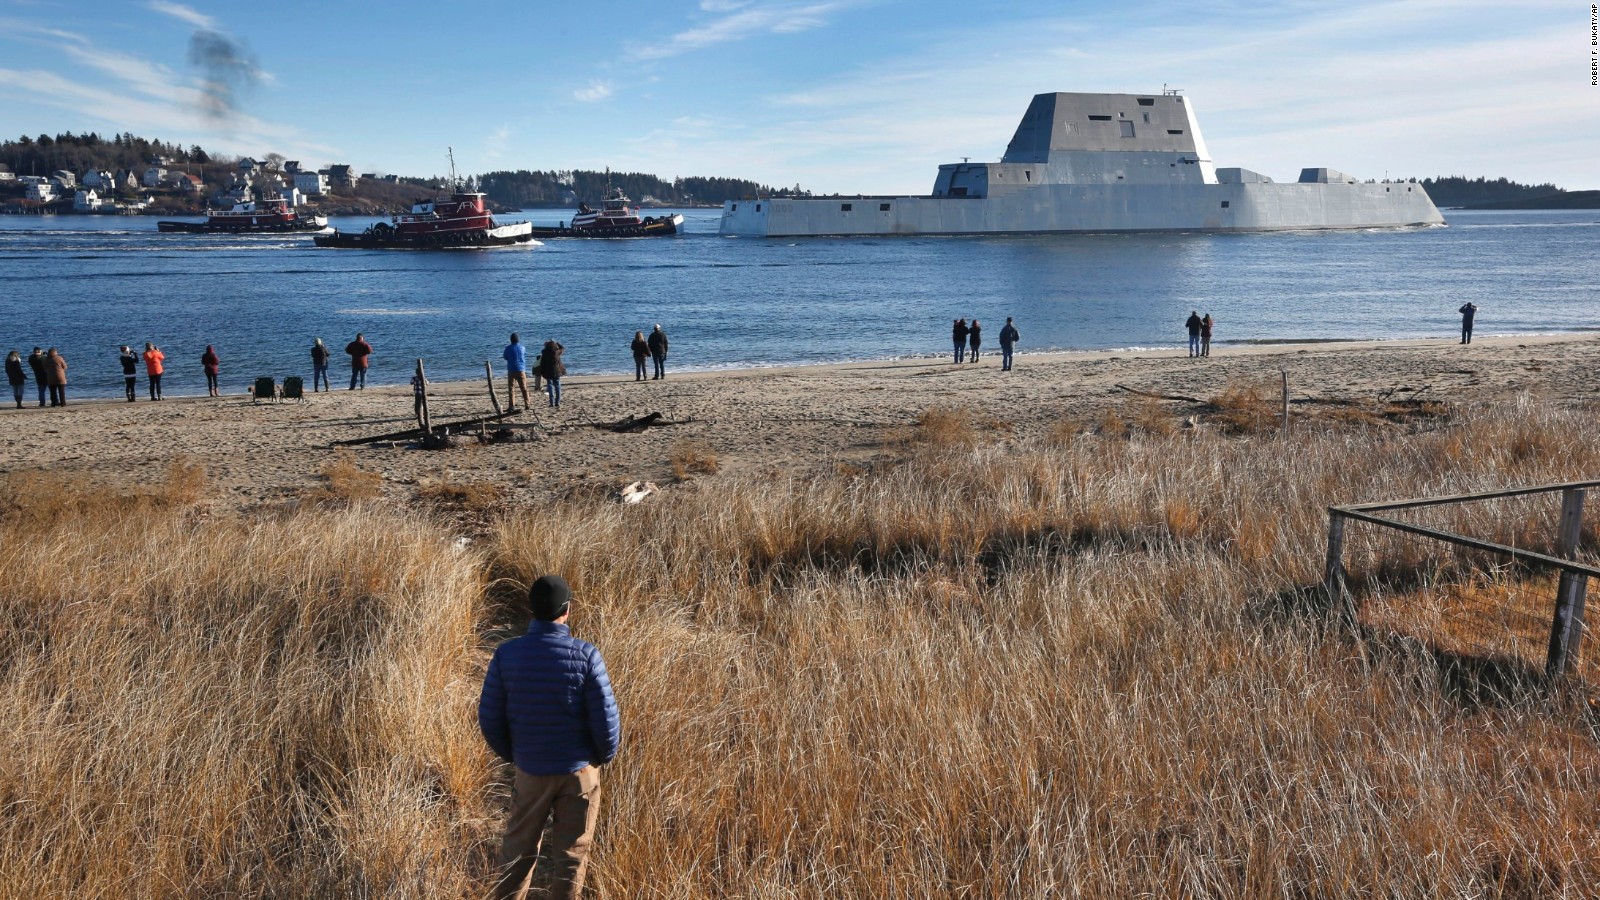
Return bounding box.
[0,208,1595,398]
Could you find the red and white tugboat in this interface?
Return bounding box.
[530,188,684,239]
[158,196,328,233]
[314,149,537,249]
[314,191,536,249]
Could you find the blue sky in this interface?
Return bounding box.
[1,0,1594,193]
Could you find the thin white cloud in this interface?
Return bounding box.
[574,81,614,102]
[482,125,512,162]
[629,1,852,61]
[147,0,217,31]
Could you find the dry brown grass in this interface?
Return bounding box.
[308,447,383,503]
[418,478,505,511]
[5,396,1600,897]
[0,474,490,896]
[1206,379,1279,435]
[669,440,721,480]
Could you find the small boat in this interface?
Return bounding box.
[158,196,328,233]
[530,188,684,238]
[313,191,537,249]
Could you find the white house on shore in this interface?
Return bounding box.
[143,166,168,188]
[27,182,57,202]
[73,189,103,211]
[82,170,114,189]
[295,171,329,195]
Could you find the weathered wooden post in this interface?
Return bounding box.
[1324,509,1352,623]
[414,358,431,434]
[484,360,502,416]
[1545,487,1589,676]
[1280,371,1289,434]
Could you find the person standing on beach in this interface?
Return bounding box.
[647,324,669,380]
[6,350,26,409]
[201,345,221,397]
[1459,302,1477,344]
[45,348,67,407]
[630,331,649,382]
[346,333,372,390]
[538,340,566,409]
[503,333,531,410]
[119,346,138,401]
[968,319,982,363]
[28,347,48,407]
[311,338,331,392]
[479,574,620,900]
[999,317,1019,371]
[142,342,165,401]
[1185,311,1203,357]
[952,318,969,364]
[1200,313,1215,358]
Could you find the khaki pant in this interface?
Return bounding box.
[494,765,601,900]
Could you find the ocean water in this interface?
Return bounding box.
[0,208,1595,399]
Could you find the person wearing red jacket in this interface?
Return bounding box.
[200,345,221,397]
[345,333,372,390]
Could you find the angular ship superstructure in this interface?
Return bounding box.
[719,91,1444,237]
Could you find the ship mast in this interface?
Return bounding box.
[447,147,459,191]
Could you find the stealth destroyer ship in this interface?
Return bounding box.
[719,91,1444,237]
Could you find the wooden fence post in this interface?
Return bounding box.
[1545,488,1589,676]
[414,358,431,434]
[484,361,502,416]
[1324,509,1352,623]
[1280,370,1289,434]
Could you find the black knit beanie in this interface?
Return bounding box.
[529,574,572,621]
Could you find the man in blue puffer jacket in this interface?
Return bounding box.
[480,574,621,900]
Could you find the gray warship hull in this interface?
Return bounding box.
[720,92,1444,237]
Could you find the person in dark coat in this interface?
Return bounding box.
[1200,314,1214,358]
[630,331,650,382]
[646,324,669,380]
[952,318,969,364]
[201,345,220,397]
[44,347,67,407]
[346,332,372,390]
[479,575,620,900]
[1459,302,1477,344]
[968,319,982,362]
[311,338,331,392]
[5,350,25,409]
[27,347,47,407]
[1185,310,1203,357]
[998,317,1020,371]
[119,345,138,401]
[537,339,566,409]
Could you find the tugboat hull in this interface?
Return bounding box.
[158,218,329,234]
[529,213,684,239]
[313,221,538,249]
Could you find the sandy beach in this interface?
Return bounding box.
[3,333,1596,510]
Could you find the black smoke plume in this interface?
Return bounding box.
[188,30,261,121]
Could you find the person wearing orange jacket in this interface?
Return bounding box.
[143,342,166,400]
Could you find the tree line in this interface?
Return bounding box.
[474,169,794,207]
[1414,176,1564,207]
[1,132,216,178]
